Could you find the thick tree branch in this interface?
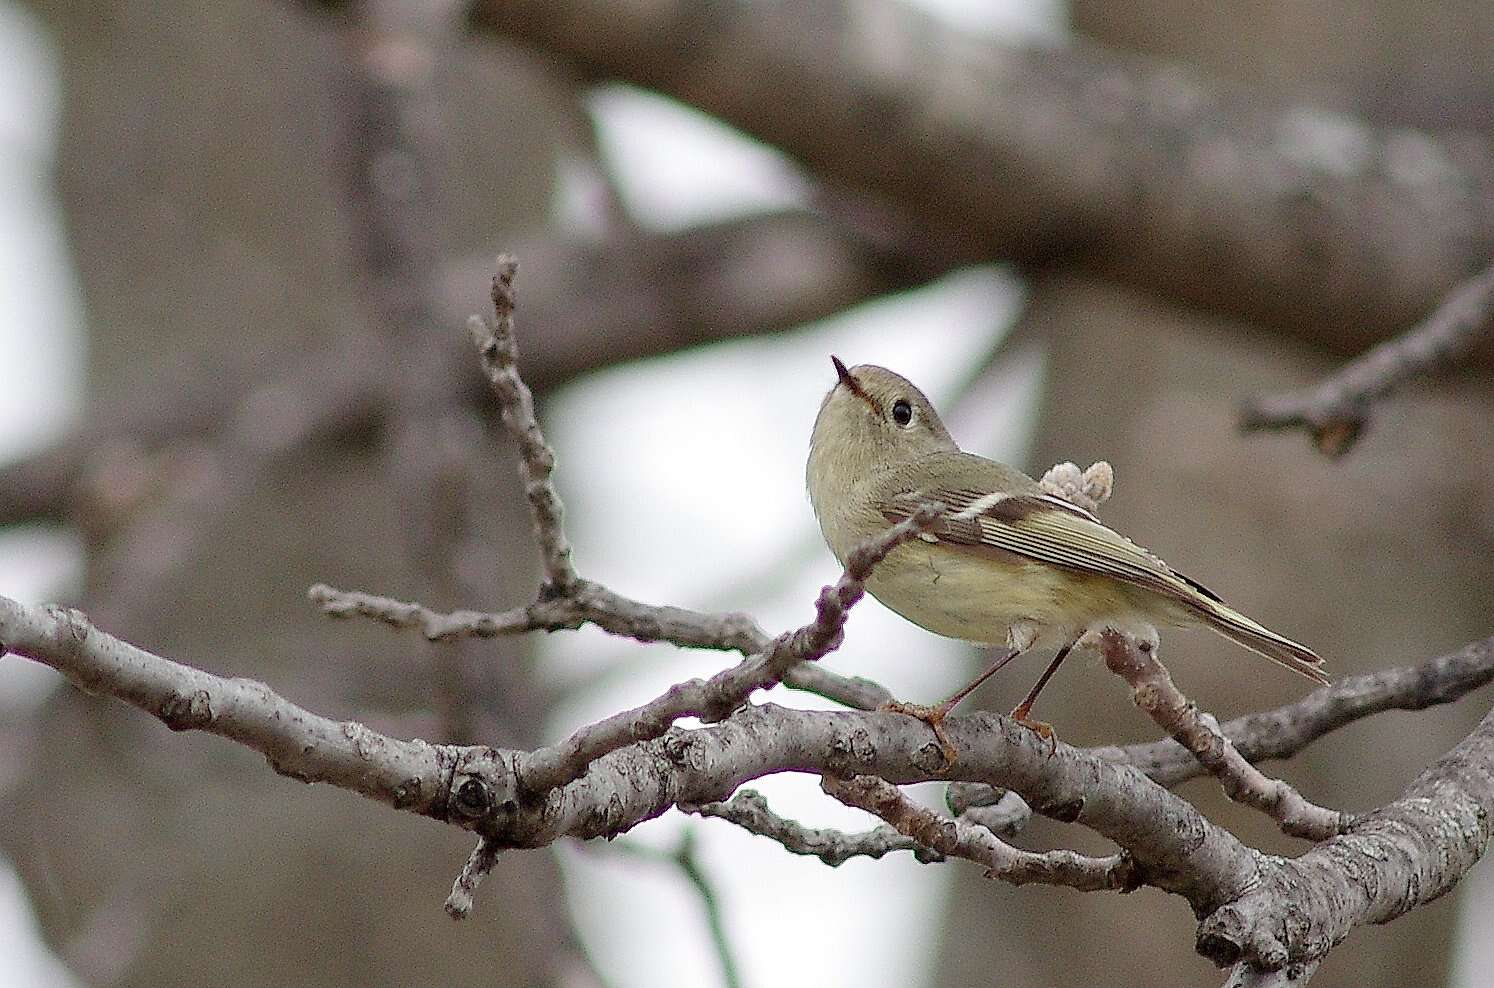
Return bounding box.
[437,209,956,380]
[0,596,464,821]
[1241,257,1494,455]
[1197,699,1494,971]
[1225,959,1320,988]
[474,0,1494,357]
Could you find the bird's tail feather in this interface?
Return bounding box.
[1197,601,1328,685]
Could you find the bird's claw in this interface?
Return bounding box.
[1010,708,1058,759]
[879,700,958,767]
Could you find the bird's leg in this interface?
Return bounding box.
[880,648,1021,765]
[1009,641,1075,756]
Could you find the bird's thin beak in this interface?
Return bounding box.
[831,355,855,389]
[830,355,876,409]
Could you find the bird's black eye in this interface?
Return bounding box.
[891,399,913,426]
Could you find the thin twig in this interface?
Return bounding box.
[516,506,946,794]
[470,257,577,591]
[1101,634,1494,787]
[1242,258,1494,456]
[1095,629,1342,840]
[683,788,940,866]
[444,837,502,919]
[821,774,1137,892]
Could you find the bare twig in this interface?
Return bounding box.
[444,837,502,919]
[1101,634,1494,787]
[1095,630,1342,840]
[1242,258,1494,455]
[308,578,890,711]
[683,788,939,866]
[470,257,577,592]
[308,578,766,651]
[672,829,743,988]
[821,774,1137,892]
[515,506,945,794]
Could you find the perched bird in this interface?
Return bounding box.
[806,358,1327,759]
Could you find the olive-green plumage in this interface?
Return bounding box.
[806,360,1327,685]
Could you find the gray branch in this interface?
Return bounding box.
[1102,635,1494,787]
[821,774,1137,893]
[1225,959,1321,987]
[471,256,578,592]
[1197,699,1494,970]
[7,592,1493,971]
[1096,629,1342,840]
[0,596,461,822]
[1242,257,1494,455]
[684,788,938,866]
[516,506,944,793]
[474,0,1494,358]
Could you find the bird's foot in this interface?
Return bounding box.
[879,700,957,767]
[1009,703,1058,759]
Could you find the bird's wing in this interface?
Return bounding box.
[882,485,1223,606]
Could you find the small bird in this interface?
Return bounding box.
[806,358,1327,759]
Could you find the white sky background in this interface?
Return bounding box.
[0,1,1488,986]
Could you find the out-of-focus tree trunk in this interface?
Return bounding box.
[934,7,1494,985]
[0,3,590,985]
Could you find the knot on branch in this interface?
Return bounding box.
[158,689,214,731]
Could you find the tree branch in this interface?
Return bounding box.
[1101,635,1494,786]
[1197,698,1494,971]
[0,596,465,822]
[683,788,939,866]
[473,0,1494,356]
[1096,630,1342,840]
[1224,958,1320,987]
[471,256,578,592]
[821,773,1137,893]
[1241,257,1494,455]
[515,505,944,794]
[0,211,947,532]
